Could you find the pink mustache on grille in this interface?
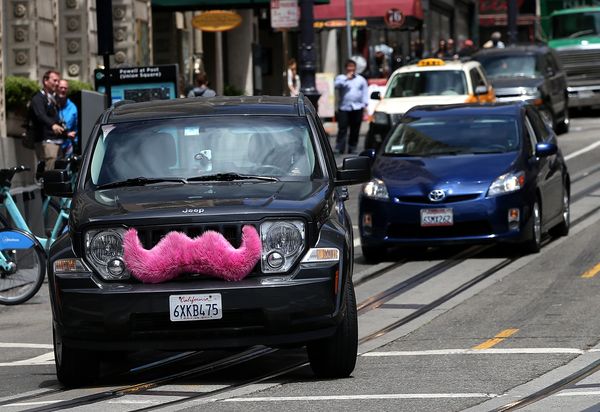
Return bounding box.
[123,225,262,283]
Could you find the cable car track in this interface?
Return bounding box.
[9,172,600,411]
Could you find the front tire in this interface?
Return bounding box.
[53,323,100,387]
[549,187,570,238]
[522,200,542,254]
[307,280,358,378]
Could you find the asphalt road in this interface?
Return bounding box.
[3,112,600,411]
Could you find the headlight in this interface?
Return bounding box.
[260,221,305,273]
[487,172,525,197]
[373,112,390,125]
[521,87,541,98]
[85,228,130,280]
[363,178,389,200]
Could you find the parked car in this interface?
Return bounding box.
[43,95,371,386]
[359,103,570,262]
[365,58,496,151]
[472,45,570,134]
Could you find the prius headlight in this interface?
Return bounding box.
[260,221,305,273]
[363,178,389,200]
[488,171,525,197]
[85,228,130,280]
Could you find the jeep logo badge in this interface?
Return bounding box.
[182,208,205,214]
[428,189,446,202]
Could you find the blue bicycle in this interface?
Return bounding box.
[0,166,46,304]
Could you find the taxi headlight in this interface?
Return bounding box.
[260,221,305,273]
[85,228,130,280]
[488,171,525,197]
[363,178,389,200]
[373,112,390,125]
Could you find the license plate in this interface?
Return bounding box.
[169,294,222,321]
[420,208,453,227]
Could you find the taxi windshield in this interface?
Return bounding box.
[385,70,467,98]
[89,116,322,186]
[383,115,520,156]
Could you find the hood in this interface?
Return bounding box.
[549,37,600,49]
[373,153,519,197]
[70,180,329,229]
[374,95,469,115]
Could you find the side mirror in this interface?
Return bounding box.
[43,170,73,198]
[359,149,376,160]
[335,156,372,186]
[535,142,558,157]
[475,85,488,96]
[370,91,381,100]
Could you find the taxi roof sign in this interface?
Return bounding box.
[417,58,446,67]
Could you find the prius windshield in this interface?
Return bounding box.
[383,115,520,156]
[89,116,322,186]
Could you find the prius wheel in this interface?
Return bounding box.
[549,188,570,238]
[307,279,358,378]
[522,200,542,254]
[53,323,100,387]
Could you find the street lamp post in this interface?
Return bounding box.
[298,0,321,110]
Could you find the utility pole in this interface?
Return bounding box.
[507,0,518,45]
[298,0,320,110]
[96,0,114,107]
[345,0,353,59]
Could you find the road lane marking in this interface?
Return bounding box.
[0,351,55,366]
[565,140,600,161]
[223,393,498,402]
[473,328,519,350]
[582,262,600,278]
[353,237,361,247]
[555,391,600,397]
[0,343,53,349]
[3,400,63,407]
[362,348,584,356]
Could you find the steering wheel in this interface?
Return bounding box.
[255,164,287,175]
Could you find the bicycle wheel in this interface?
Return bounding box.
[44,198,61,237]
[0,228,46,305]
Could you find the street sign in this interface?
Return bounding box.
[94,64,179,104]
[271,0,298,29]
[384,8,405,29]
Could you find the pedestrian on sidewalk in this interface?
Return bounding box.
[27,70,64,170]
[187,71,216,98]
[286,58,300,97]
[57,79,78,158]
[334,59,369,154]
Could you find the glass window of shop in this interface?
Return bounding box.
[429,7,453,54]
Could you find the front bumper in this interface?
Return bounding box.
[52,264,342,351]
[567,86,600,108]
[359,190,534,247]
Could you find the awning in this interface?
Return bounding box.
[314,0,423,21]
[152,0,329,10]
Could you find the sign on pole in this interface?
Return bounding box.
[271,0,299,29]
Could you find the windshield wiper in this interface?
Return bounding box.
[96,177,187,190]
[187,172,279,182]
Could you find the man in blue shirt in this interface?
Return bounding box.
[334,59,369,154]
[57,79,78,157]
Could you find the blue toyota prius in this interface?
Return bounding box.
[359,103,570,262]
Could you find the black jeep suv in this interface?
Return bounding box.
[44,96,371,386]
[473,45,570,135]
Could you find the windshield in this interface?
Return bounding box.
[384,70,467,98]
[552,11,600,39]
[477,55,540,79]
[383,115,520,156]
[89,116,322,186]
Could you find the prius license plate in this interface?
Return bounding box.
[420,208,453,227]
[169,294,222,321]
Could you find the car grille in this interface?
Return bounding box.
[127,221,262,280]
[387,221,493,238]
[556,48,600,84]
[395,194,480,204]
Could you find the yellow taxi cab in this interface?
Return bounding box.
[366,58,496,150]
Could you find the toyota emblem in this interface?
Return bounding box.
[428,189,446,202]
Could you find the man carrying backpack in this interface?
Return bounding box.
[187,71,216,98]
